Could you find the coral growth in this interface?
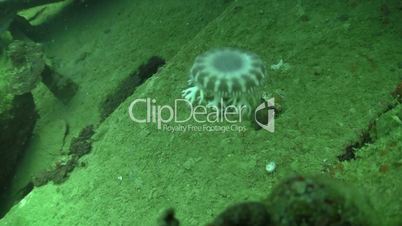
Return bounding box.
[33,125,95,187]
[6,40,45,95]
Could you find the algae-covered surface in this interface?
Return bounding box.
[1,0,401,225]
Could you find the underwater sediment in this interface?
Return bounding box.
[0,0,401,225]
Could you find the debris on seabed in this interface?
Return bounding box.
[270,59,290,71]
[265,161,276,174]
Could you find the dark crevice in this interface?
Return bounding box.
[41,65,79,104]
[15,182,34,202]
[0,93,37,219]
[338,121,375,161]
[100,56,166,121]
[338,95,401,161]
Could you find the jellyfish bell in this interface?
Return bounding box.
[182,48,267,114]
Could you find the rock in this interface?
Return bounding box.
[264,175,374,226]
[162,175,375,226]
[207,202,271,226]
